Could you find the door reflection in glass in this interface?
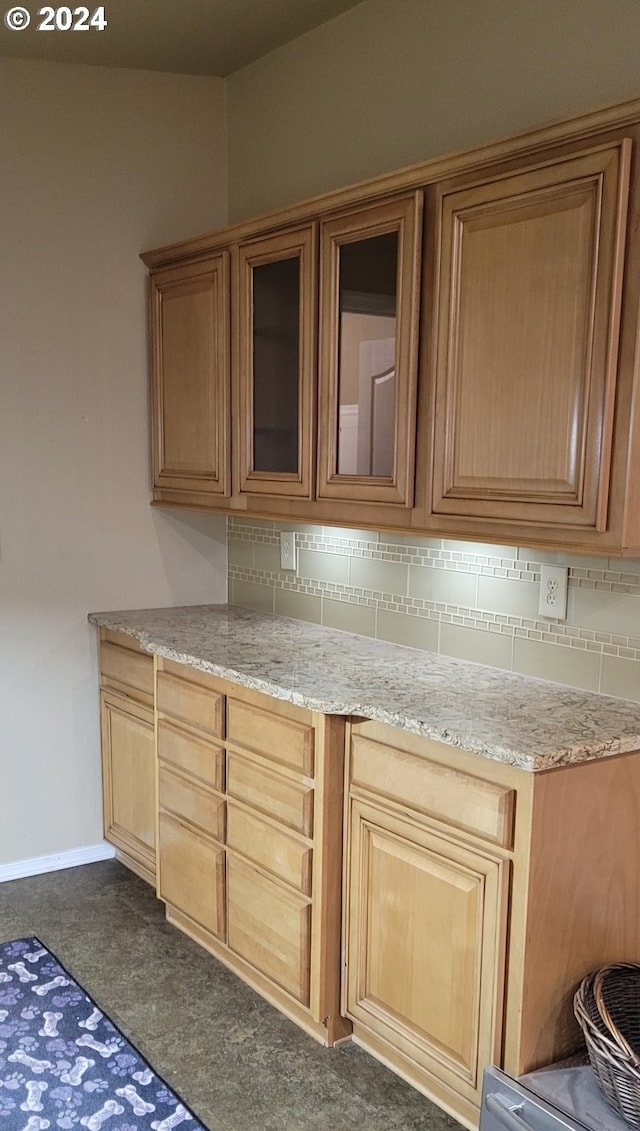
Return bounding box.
[252,256,300,475]
[336,232,398,477]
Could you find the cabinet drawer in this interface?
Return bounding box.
[227,698,314,776]
[351,734,514,848]
[157,719,224,791]
[227,802,311,895]
[158,811,225,940]
[159,764,225,842]
[226,751,313,837]
[227,855,311,1005]
[157,670,223,737]
[100,642,154,703]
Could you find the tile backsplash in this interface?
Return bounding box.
[228,518,640,702]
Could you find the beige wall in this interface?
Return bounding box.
[226,0,640,220]
[0,59,228,870]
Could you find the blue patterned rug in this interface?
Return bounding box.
[0,937,207,1131]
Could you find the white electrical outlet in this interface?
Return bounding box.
[538,564,568,619]
[280,531,297,571]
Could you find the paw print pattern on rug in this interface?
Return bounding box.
[0,937,206,1131]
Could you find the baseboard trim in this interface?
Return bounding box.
[0,842,116,884]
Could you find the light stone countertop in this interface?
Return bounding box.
[88,604,640,771]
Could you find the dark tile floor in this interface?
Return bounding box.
[0,861,462,1130]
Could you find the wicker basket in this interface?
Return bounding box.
[574,962,640,1127]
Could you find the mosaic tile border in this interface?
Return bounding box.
[228,519,640,595]
[228,562,640,661]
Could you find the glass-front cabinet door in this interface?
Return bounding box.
[236,226,316,497]
[317,194,422,506]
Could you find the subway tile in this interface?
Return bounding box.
[321,526,380,542]
[513,637,600,691]
[567,586,640,637]
[376,610,439,652]
[556,552,609,570]
[322,598,376,637]
[439,623,512,670]
[277,522,326,536]
[442,539,517,558]
[477,575,540,618]
[350,556,408,596]
[274,588,322,624]
[231,517,275,532]
[252,541,282,574]
[227,538,254,568]
[228,579,274,615]
[297,548,350,585]
[599,656,640,702]
[608,556,640,576]
[408,564,477,607]
[517,547,559,564]
[382,534,443,549]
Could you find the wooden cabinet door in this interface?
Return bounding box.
[317,195,422,506]
[226,853,312,1005]
[158,811,226,941]
[345,798,508,1105]
[235,226,316,497]
[100,690,156,883]
[150,255,230,498]
[430,141,631,530]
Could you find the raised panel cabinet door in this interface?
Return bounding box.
[150,254,230,497]
[430,141,631,529]
[226,854,312,1005]
[317,194,422,506]
[235,226,316,497]
[345,799,509,1105]
[158,811,226,941]
[100,691,156,881]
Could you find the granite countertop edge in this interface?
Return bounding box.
[88,606,640,773]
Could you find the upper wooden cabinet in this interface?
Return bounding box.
[142,100,640,553]
[235,226,316,498]
[150,255,230,500]
[429,141,631,531]
[317,195,422,507]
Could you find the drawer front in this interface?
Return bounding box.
[159,764,225,842]
[157,719,224,791]
[226,751,313,837]
[100,642,154,702]
[157,670,223,737]
[158,811,225,940]
[351,734,514,848]
[227,802,311,895]
[227,698,314,777]
[227,855,311,1005]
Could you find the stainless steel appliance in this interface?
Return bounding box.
[480,1064,631,1131]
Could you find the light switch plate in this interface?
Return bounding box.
[538,564,568,619]
[280,531,297,571]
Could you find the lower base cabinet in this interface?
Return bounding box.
[158,810,226,940]
[154,657,351,1047]
[98,631,156,886]
[226,854,311,1005]
[97,634,639,1130]
[343,719,640,1129]
[347,799,508,1108]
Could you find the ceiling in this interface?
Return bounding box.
[0,0,364,76]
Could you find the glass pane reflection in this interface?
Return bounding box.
[336,232,398,477]
[253,256,300,474]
